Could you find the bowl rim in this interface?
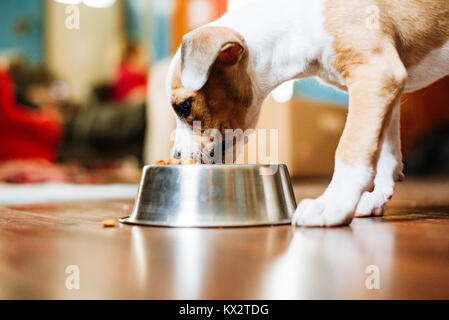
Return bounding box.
[143,163,286,168]
[118,215,292,228]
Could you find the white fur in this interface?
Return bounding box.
[173,119,201,161]
[210,0,342,98]
[355,142,397,217]
[292,160,373,227]
[357,147,396,215]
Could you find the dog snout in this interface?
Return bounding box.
[173,150,182,159]
[172,140,235,164]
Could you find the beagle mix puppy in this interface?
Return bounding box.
[167,0,449,227]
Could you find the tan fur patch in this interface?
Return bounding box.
[383,0,449,67]
[325,0,449,77]
[334,47,407,167]
[325,0,448,167]
[170,27,253,138]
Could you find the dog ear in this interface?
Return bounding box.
[180,27,245,91]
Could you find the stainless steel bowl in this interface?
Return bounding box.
[119,164,296,227]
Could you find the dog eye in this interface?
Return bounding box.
[173,98,193,118]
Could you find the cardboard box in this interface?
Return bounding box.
[238,96,347,177]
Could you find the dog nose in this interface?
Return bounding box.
[173,150,182,159]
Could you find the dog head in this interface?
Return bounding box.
[167,26,257,163]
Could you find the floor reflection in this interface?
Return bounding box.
[261,225,395,299]
[127,225,294,299]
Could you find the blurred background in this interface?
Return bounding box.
[0,0,448,186]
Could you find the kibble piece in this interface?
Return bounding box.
[102,219,116,228]
[155,160,166,165]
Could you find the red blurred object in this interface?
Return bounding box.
[401,76,449,156]
[0,67,63,162]
[111,63,147,102]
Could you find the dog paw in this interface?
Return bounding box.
[355,189,393,217]
[292,196,355,227]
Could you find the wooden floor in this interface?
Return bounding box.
[1,178,449,299]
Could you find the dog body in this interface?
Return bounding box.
[167,0,449,227]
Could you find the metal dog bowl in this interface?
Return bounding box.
[119,164,296,227]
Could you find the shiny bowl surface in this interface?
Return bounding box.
[119,164,296,227]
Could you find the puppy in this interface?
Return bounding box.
[166,0,449,227]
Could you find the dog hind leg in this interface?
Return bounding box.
[355,103,404,217]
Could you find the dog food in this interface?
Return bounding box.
[167,158,182,165]
[155,158,194,165]
[102,219,116,228]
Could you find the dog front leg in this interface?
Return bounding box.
[292,58,407,227]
